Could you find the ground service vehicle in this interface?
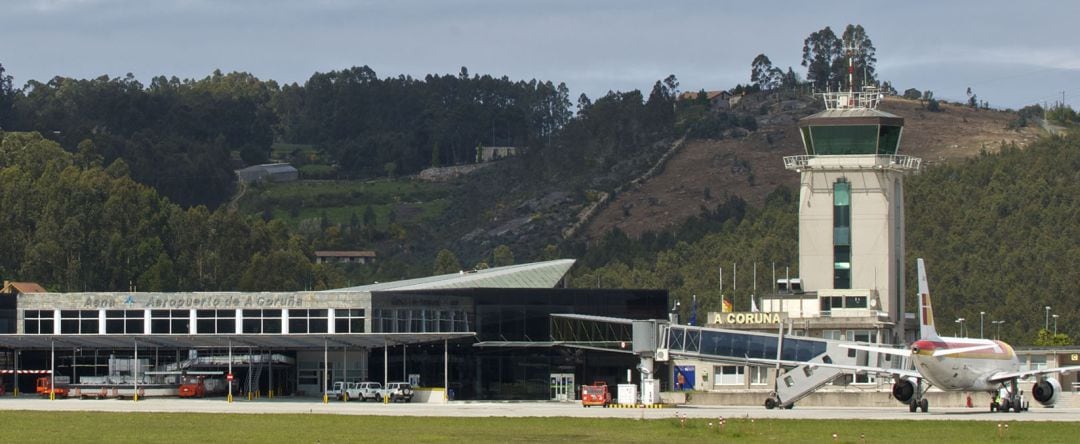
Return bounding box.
[385,382,414,402]
[581,381,611,407]
[36,376,70,398]
[179,376,226,398]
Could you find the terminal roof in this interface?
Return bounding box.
[0,332,474,350]
[325,259,575,292]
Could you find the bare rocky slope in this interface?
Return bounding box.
[584,96,1043,240]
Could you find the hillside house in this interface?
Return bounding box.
[680,90,733,112]
[314,250,377,265]
[478,146,520,162]
[235,163,299,184]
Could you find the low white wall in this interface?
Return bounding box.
[412,388,447,404]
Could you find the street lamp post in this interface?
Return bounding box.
[955,318,966,337]
[1045,306,1051,331]
[992,320,1004,340]
[980,311,985,338]
[1053,314,1059,336]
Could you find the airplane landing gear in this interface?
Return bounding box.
[907,379,929,413]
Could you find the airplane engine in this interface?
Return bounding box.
[1032,378,1062,407]
[892,379,916,403]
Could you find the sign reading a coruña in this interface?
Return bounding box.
[708,311,784,325]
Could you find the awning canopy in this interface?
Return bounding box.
[0,332,475,351]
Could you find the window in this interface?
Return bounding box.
[62,310,101,334]
[373,309,469,333]
[848,330,876,383]
[105,310,144,334]
[242,309,282,334]
[808,125,878,155]
[822,330,843,341]
[334,309,365,333]
[879,125,902,155]
[844,296,867,309]
[1024,355,1048,372]
[833,180,852,289]
[23,310,54,334]
[288,309,328,334]
[196,310,236,334]
[848,330,875,343]
[714,365,745,385]
[749,366,769,385]
[151,310,189,334]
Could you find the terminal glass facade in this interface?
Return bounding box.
[370,288,667,400]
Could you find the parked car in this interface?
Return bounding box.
[385,382,414,402]
[330,381,349,400]
[344,382,385,402]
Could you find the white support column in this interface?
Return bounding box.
[144,309,151,335]
[443,339,449,401]
[228,339,234,403]
[49,340,55,400]
[53,309,61,335]
[133,340,139,402]
[322,339,329,404]
[281,309,290,334]
[189,309,197,335]
[327,308,336,334]
[99,310,106,335]
[13,348,19,397]
[383,339,388,390]
[235,308,243,335]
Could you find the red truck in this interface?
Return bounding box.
[581,381,611,408]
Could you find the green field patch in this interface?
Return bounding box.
[270,143,318,160]
[0,411,1076,443]
[240,179,453,229]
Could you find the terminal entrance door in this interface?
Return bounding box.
[550,373,574,401]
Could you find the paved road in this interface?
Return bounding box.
[1,397,1078,421]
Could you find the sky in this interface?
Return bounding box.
[2,0,1079,110]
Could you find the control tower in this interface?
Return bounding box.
[781,57,921,343]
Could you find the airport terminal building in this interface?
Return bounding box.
[0,260,668,400]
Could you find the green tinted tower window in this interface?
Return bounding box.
[833,180,851,289]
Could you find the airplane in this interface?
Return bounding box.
[765,258,1080,413]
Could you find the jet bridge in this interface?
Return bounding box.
[659,323,877,408]
[550,314,905,408]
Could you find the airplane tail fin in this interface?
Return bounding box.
[917,258,940,340]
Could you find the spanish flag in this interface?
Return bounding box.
[722,298,733,313]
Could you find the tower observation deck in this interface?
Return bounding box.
[782,78,922,344]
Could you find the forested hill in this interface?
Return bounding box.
[0,67,576,208]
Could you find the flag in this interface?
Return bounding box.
[689,294,697,326]
[751,295,759,312]
[722,298,733,313]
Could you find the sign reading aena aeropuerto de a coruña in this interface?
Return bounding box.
[79,294,304,309]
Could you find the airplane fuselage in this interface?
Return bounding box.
[911,337,1018,392]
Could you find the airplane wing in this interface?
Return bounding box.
[839,343,912,357]
[742,356,921,379]
[931,344,997,357]
[987,365,1080,384]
